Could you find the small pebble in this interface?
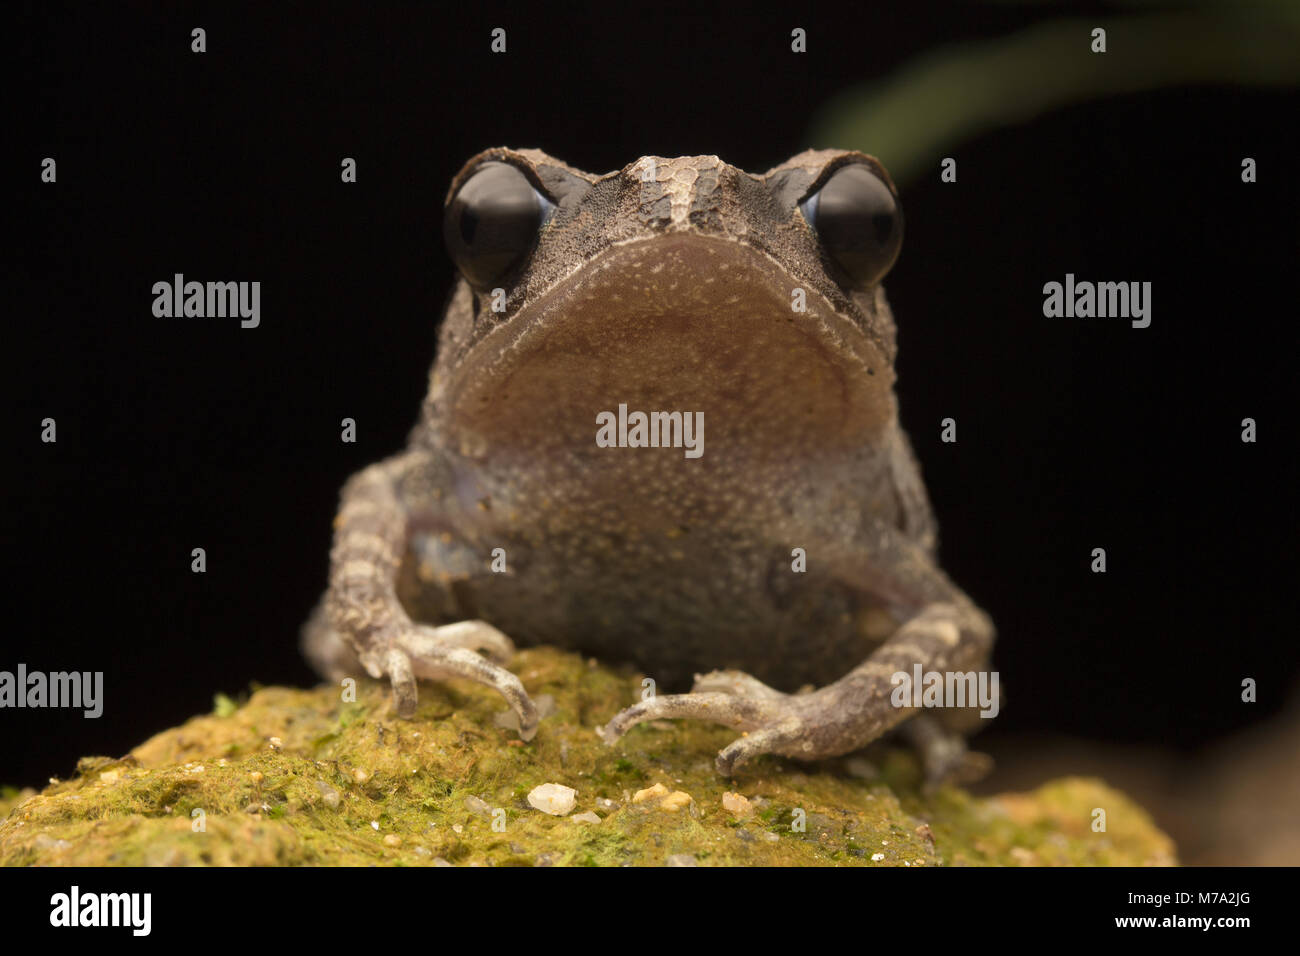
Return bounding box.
[268,736,283,751]
[353,768,370,784]
[666,854,697,867]
[721,792,753,817]
[632,783,692,811]
[871,852,885,862]
[370,821,380,831]
[633,783,668,803]
[661,791,692,812]
[1010,847,1037,865]
[98,770,120,785]
[432,857,453,867]
[571,811,601,824]
[464,795,493,817]
[527,783,577,816]
[315,781,341,808]
[383,834,401,847]
[34,834,71,852]
[412,846,431,857]
[452,824,464,834]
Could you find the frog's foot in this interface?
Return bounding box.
[600,669,815,775]
[896,714,993,793]
[360,620,539,740]
[321,453,538,737]
[602,602,996,776]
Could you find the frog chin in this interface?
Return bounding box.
[440,234,897,466]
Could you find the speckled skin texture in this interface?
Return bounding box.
[304,149,995,777]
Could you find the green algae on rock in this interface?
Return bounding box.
[0,646,1176,866]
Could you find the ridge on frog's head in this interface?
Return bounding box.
[427,148,907,466]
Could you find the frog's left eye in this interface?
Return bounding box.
[444,161,554,290]
[799,163,903,289]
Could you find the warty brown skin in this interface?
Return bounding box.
[303,148,995,778]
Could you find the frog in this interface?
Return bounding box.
[302,147,996,781]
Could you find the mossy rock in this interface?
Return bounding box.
[0,646,1175,866]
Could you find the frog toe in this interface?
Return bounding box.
[714,718,806,775]
[898,715,993,791]
[598,692,780,747]
[690,669,787,700]
[408,619,516,664]
[378,625,539,739]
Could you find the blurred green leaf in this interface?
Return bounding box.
[810,6,1300,185]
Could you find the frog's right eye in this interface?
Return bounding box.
[444,162,554,290]
[799,163,903,289]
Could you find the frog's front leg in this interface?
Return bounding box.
[314,450,539,737]
[599,530,994,777]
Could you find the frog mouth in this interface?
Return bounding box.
[439,234,895,463]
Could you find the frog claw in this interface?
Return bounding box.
[405,620,517,666]
[598,678,810,775]
[377,621,538,739]
[599,691,778,745]
[714,719,806,776]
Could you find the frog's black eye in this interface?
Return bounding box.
[443,161,554,290]
[799,163,903,289]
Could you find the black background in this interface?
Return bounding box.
[6,1,1295,790]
